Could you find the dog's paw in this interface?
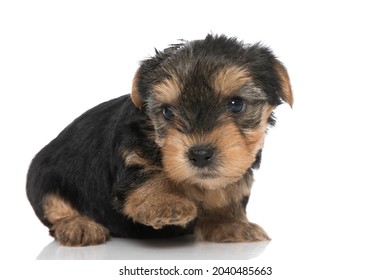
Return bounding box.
[195,220,270,242]
[51,216,109,246]
[126,195,197,229]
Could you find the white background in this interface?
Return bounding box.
[1,0,389,279]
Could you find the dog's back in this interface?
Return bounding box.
[26,95,189,241]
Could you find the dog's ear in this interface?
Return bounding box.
[273,60,293,108]
[131,69,143,109]
[131,46,184,110]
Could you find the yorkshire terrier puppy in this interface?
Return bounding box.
[27,34,293,246]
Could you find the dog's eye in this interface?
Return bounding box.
[162,107,174,120]
[227,97,244,113]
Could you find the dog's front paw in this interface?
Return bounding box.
[124,194,197,229]
[195,220,270,242]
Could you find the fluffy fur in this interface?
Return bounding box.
[26,34,293,246]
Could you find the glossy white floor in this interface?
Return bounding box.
[36,236,270,260]
[2,1,390,279]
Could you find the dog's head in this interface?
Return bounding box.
[131,34,293,189]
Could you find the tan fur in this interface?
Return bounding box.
[161,121,262,190]
[184,176,252,210]
[153,76,182,104]
[131,69,143,109]
[44,193,79,223]
[121,51,290,243]
[213,66,252,96]
[195,218,271,242]
[122,175,197,229]
[194,202,270,242]
[245,104,276,153]
[34,38,294,246]
[44,194,109,246]
[121,149,162,173]
[273,61,293,108]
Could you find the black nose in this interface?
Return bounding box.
[188,146,215,168]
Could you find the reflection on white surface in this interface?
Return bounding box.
[37,236,270,260]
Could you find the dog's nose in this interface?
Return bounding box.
[188,146,215,168]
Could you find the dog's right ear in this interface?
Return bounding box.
[130,49,170,110]
[131,69,144,109]
[131,44,186,109]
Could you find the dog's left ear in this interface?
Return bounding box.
[273,60,293,108]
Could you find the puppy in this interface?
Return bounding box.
[26,34,293,246]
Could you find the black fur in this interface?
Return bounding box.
[137,35,284,110]
[26,34,290,241]
[27,96,189,238]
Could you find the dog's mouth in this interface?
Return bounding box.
[190,171,242,190]
[164,154,247,189]
[187,163,247,189]
[194,170,219,179]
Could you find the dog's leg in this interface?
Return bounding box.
[115,150,197,229]
[195,203,270,242]
[116,174,197,229]
[44,194,109,246]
